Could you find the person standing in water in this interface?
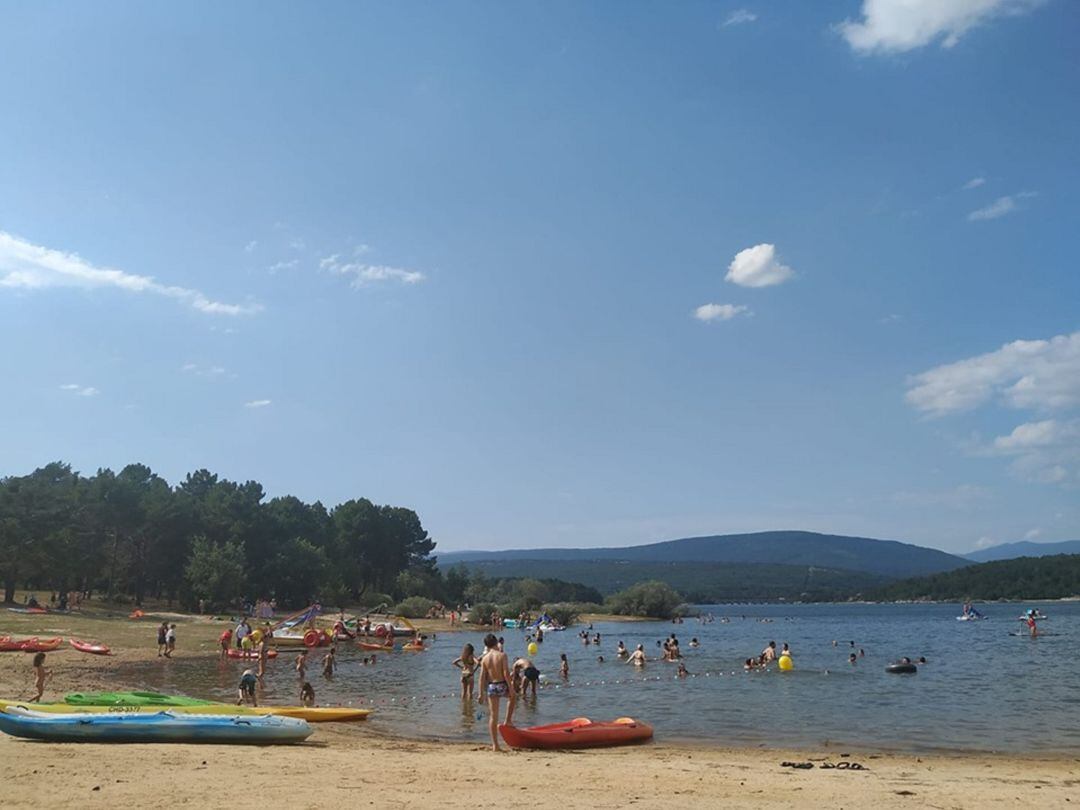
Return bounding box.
[322,646,336,678]
[477,633,514,752]
[452,643,479,701]
[628,644,647,667]
[237,669,258,707]
[295,649,308,680]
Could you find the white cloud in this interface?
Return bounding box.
[319,252,425,287]
[1023,527,1042,541]
[838,0,1045,54]
[967,192,1035,221]
[962,177,986,190]
[182,363,227,377]
[723,9,757,27]
[244,399,272,408]
[0,231,261,316]
[693,303,749,322]
[244,241,257,253]
[906,331,1080,416]
[973,535,997,550]
[990,419,1080,485]
[724,243,794,288]
[59,383,98,397]
[267,260,298,274]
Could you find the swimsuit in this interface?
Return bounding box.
[239,675,257,695]
[486,680,510,697]
[523,666,540,682]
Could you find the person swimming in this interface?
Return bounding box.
[616,641,629,659]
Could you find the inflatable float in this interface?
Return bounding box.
[498,717,653,750]
[0,706,312,744]
[885,662,917,674]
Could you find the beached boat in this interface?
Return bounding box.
[3,699,367,723]
[0,706,312,744]
[499,717,653,750]
[0,699,370,723]
[0,636,64,653]
[226,647,279,659]
[64,690,214,707]
[69,638,112,655]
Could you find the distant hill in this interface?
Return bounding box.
[870,554,1080,602]
[447,558,886,602]
[965,540,1080,563]
[439,531,968,579]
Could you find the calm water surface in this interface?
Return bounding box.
[118,602,1080,753]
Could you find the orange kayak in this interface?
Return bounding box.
[499,717,653,750]
[356,641,393,653]
[0,636,64,653]
[69,638,112,656]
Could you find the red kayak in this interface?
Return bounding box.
[499,717,653,750]
[356,641,394,653]
[226,647,279,659]
[69,638,112,656]
[0,636,64,653]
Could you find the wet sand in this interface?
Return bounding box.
[2,606,1077,808]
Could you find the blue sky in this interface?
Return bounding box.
[1,1,1078,555]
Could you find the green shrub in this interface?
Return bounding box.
[395,596,438,619]
[469,602,499,626]
[606,580,684,619]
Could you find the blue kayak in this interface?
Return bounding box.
[0,707,312,744]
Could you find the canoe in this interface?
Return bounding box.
[0,706,312,744]
[0,700,370,723]
[499,717,653,750]
[64,691,214,707]
[226,648,279,659]
[356,641,394,653]
[0,636,64,653]
[69,638,112,656]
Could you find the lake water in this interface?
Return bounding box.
[118,602,1080,754]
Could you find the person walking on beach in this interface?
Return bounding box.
[157,621,168,656]
[219,628,232,660]
[452,643,479,700]
[477,633,515,752]
[29,652,50,702]
[235,618,251,649]
[256,636,269,682]
[165,623,177,657]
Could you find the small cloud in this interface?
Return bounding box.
[725,243,794,288]
[320,253,425,287]
[973,535,997,550]
[289,238,306,251]
[837,0,1046,55]
[244,241,258,253]
[967,192,1036,222]
[962,177,986,190]
[244,399,272,409]
[182,363,227,377]
[723,9,757,27]
[59,383,98,397]
[0,231,261,316]
[267,260,299,274]
[1023,527,1042,541]
[693,303,750,322]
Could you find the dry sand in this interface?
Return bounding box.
[2,604,1077,809]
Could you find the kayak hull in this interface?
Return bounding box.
[64,691,214,708]
[499,718,653,750]
[69,638,112,655]
[0,636,64,653]
[1,700,369,723]
[0,707,311,744]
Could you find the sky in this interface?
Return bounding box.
[1,1,1078,556]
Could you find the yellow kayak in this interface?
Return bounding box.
[0,700,370,723]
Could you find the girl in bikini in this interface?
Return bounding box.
[452,643,478,700]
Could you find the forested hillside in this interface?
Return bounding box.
[870,554,1080,601]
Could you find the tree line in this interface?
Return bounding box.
[0,461,436,610]
[869,554,1080,602]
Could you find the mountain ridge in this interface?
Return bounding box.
[965,539,1080,563]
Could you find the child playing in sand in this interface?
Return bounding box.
[237,668,258,707]
[29,652,50,702]
[300,682,315,707]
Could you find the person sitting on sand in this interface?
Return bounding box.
[29,652,50,702]
[322,647,336,678]
[628,644,647,667]
[300,682,315,707]
[296,649,308,679]
[237,669,258,707]
[477,633,515,752]
[616,641,628,659]
[453,643,479,700]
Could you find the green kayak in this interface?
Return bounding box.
[64,691,215,707]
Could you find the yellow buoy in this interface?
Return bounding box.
[527,642,538,656]
[778,654,793,671]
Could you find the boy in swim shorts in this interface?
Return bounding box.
[237,668,258,707]
[478,633,514,751]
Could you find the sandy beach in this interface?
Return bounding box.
[2,606,1077,809]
